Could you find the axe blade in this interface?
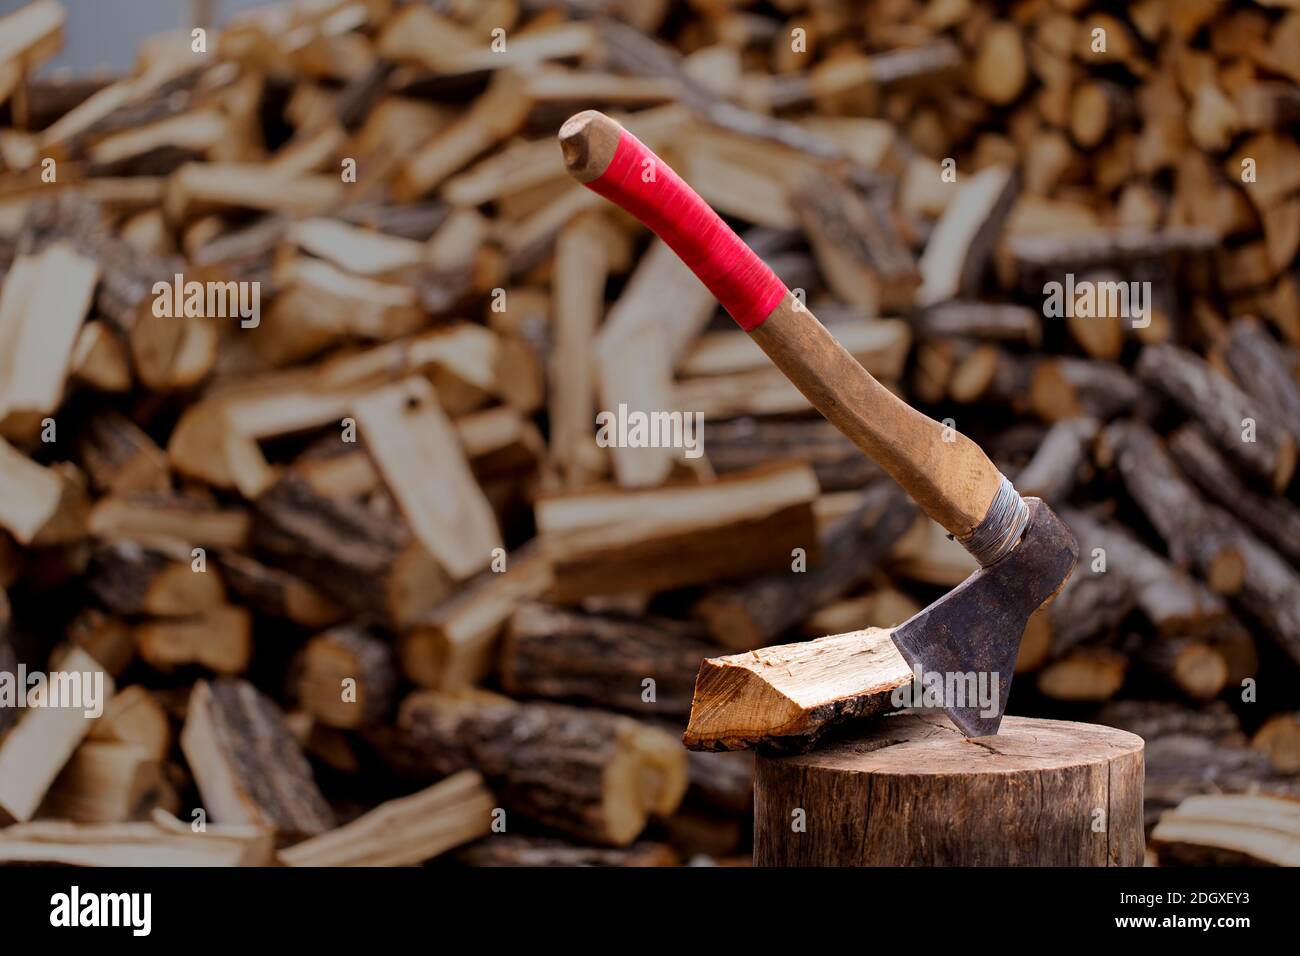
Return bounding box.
[890,498,1078,737]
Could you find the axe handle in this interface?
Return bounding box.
[560,110,1010,546]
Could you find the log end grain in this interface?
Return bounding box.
[755,714,1144,866]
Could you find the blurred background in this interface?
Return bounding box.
[0,0,1297,867]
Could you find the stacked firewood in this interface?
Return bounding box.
[0,0,1297,867]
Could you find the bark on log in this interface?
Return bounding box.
[398,692,687,846]
[703,417,883,491]
[1136,343,1296,490]
[754,714,1144,865]
[1221,315,1300,445]
[292,626,397,730]
[502,602,713,717]
[1014,417,1097,503]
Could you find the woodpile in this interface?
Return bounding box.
[0,0,1298,867]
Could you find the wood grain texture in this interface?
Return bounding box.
[755,714,1144,866]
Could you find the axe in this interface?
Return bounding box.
[559,111,1077,736]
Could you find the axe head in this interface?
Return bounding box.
[890,497,1077,737]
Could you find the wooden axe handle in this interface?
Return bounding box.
[560,110,1015,548]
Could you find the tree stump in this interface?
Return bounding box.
[755,714,1144,866]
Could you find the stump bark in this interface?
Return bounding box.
[754,714,1144,866]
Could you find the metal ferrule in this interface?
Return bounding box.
[959,476,1030,567]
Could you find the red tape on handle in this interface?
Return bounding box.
[585,128,788,332]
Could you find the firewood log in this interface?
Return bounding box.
[1251,713,1300,775]
[502,602,713,717]
[0,814,273,867]
[290,626,396,730]
[40,741,174,823]
[703,417,883,491]
[1014,417,1097,503]
[76,410,170,496]
[536,462,819,602]
[134,606,252,676]
[1097,699,1245,745]
[398,691,687,847]
[1029,357,1140,422]
[1036,648,1128,702]
[88,685,171,761]
[1221,315,1300,445]
[1137,343,1296,490]
[180,679,335,840]
[88,538,225,617]
[1103,420,1246,594]
[1129,635,1228,702]
[1152,794,1300,867]
[1169,423,1300,567]
[400,541,551,691]
[279,770,494,867]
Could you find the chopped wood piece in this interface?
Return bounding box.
[134,606,252,676]
[0,242,98,439]
[89,493,250,550]
[164,163,341,222]
[683,627,911,752]
[0,815,273,867]
[352,376,502,582]
[1151,794,1300,867]
[458,834,678,868]
[917,165,1017,307]
[401,543,552,691]
[65,609,134,678]
[502,602,713,717]
[399,692,688,846]
[756,715,1144,865]
[1137,343,1296,490]
[77,410,170,496]
[694,484,915,650]
[279,770,494,867]
[88,685,171,761]
[180,678,334,839]
[88,539,225,617]
[1132,636,1228,702]
[1030,357,1140,422]
[292,626,396,729]
[0,437,89,546]
[40,741,173,823]
[971,21,1027,105]
[1221,315,1300,445]
[0,648,113,824]
[888,514,979,587]
[915,301,1041,345]
[253,474,450,629]
[537,463,819,601]
[213,551,345,628]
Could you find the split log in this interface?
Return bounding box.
[87,685,171,761]
[683,627,911,752]
[400,542,552,691]
[40,741,173,823]
[1137,343,1296,490]
[1061,509,1227,638]
[88,539,226,617]
[1151,794,1300,867]
[88,493,251,550]
[291,626,397,730]
[914,301,1041,345]
[134,606,253,675]
[1103,420,1246,594]
[1252,714,1300,775]
[0,437,90,546]
[887,514,978,587]
[693,484,915,650]
[1221,315,1300,444]
[1142,734,1295,826]
[1169,423,1300,567]
[77,410,170,496]
[754,715,1144,866]
[457,834,678,868]
[536,462,819,602]
[64,609,134,678]
[0,814,273,867]
[0,648,113,824]
[213,551,345,628]
[398,691,688,846]
[253,475,450,630]
[279,770,494,867]
[1014,417,1097,503]
[180,678,335,840]
[502,602,712,717]
[916,164,1017,307]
